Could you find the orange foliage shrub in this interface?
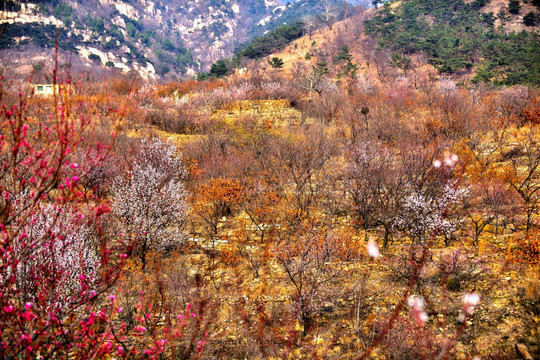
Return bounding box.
[515,234,540,264]
[195,178,244,237]
[523,98,540,125]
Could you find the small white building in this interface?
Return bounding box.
[34,84,56,96]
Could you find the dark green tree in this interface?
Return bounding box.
[88,53,102,64]
[334,45,353,63]
[209,59,229,77]
[268,57,285,68]
[508,0,521,15]
[389,53,413,74]
[372,0,383,9]
[523,11,539,26]
[314,61,329,76]
[0,0,21,11]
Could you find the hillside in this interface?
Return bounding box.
[1,1,540,359]
[2,53,539,358]
[233,0,539,86]
[0,0,350,79]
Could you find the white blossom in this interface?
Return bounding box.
[261,82,286,99]
[463,292,481,314]
[397,182,468,243]
[356,75,375,95]
[111,138,190,263]
[439,78,457,94]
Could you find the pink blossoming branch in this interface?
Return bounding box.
[0,44,206,358]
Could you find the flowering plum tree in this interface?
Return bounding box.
[11,204,99,306]
[397,182,468,245]
[0,78,129,357]
[111,138,190,270]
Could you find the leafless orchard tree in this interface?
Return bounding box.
[290,61,331,101]
[302,14,317,40]
[504,126,540,234]
[269,127,338,222]
[320,0,337,30]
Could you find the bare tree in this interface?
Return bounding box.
[351,0,371,14]
[359,36,378,69]
[320,0,337,30]
[276,226,348,336]
[504,126,540,234]
[373,48,392,81]
[464,181,519,245]
[344,142,429,248]
[269,127,337,222]
[290,61,331,101]
[302,14,317,40]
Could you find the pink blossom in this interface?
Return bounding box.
[463,292,480,307]
[407,296,428,324]
[463,293,480,314]
[109,295,115,300]
[443,152,459,167]
[367,240,380,259]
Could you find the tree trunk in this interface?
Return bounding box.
[383,223,391,249]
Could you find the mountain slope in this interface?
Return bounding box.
[257,0,539,86]
[0,0,350,79]
[364,0,540,84]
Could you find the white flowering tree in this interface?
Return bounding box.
[397,183,468,245]
[111,138,190,269]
